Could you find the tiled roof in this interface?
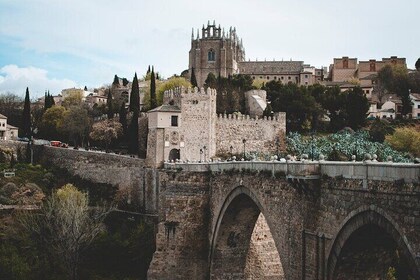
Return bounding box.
[148,105,181,113]
[410,93,420,100]
[0,113,7,119]
[238,61,304,74]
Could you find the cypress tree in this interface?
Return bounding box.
[50,91,55,106]
[190,67,198,87]
[20,87,31,138]
[128,110,139,155]
[147,65,151,74]
[150,67,157,109]
[44,91,49,110]
[84,85,88,91]
[107,89,114,119]
[129,73,140,112]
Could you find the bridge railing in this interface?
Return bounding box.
[164,161,419,183]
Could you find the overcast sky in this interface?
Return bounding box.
[0,0,418,98]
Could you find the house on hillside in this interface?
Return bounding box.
[410,92,420,119]
[0,114,18,140]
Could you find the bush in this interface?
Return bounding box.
[287,131,411,162]
[385,126,420,157]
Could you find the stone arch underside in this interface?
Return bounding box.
[210,187,285,280]
[327,207,419,280]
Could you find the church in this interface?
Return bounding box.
[189,21,325,87]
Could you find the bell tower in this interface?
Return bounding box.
[189,21,245,87]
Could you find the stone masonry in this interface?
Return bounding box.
[4,141,418,279]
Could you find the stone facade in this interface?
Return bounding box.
[189,22,323,87]
[146,87,286,166]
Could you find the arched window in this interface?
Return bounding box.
[208,49,215,61]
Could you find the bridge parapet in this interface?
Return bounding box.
[164,161,419,183]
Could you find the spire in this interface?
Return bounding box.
[191,28,194,40]
[207,20,210,26]
[196,28,199,39]
[213,19,215,26]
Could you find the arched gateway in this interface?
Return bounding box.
[209,186,285,279]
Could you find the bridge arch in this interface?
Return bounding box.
[327,205,419,280]
[209,186,285,279]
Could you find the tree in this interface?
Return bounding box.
[204,72,217,89]
[60,106,91,147]
[385,126,420,157]
[150,67,157,109]
[89,119,123,150]
[416,58,420,71]
[369,119,394,143]
[128,110,139,155]
[20,87,31,138]
[377,64,412,117]
[190,67,198,87]
[129,73,140,112]
[345,87,369,130]
[62,90,83,108]
[20,184,110,280]
[156,77,191,105]
[0,93,23,127]
[263,103,273,117]
[147,65,151,74]
[106,89,114,119]
[84,86,88,91]
[39,106,66,140]
[319,86,347,131]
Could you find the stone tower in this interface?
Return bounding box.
[146,87,217,167]
[189,20,245,87]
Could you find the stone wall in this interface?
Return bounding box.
[215,113,286,157]
[37,146,159,213]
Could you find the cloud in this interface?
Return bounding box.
[0,65,77,98]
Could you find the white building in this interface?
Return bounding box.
[0,114,18,140]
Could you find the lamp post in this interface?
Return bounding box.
[203,146,207,162]
[200,148,203,163]
[230,145,233,160]
[242,139,246,160]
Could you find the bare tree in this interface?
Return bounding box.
[19,184,112,280]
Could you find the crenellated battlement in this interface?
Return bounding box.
[217,112,286,123]
[163,87,217,104]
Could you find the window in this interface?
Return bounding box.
[417,105,420,109]
[281,77,284,80]
[304,74,308,78]
[208,49,215,61]
[370,63,376,72]
[288,76,291,80]
[343,59,348,69]
[171,116,178,127]
[267,76,269,80]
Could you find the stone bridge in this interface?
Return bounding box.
[148,161,419,280]
[7,143,419,279]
